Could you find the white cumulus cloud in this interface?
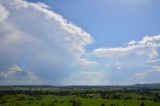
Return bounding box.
[92,35,160,59]
[92,35,160,84]
[0,4,8,22]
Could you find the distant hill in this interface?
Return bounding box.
[0,83,160,89]
[130,83,160,89]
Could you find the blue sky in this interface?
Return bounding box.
[28,0,160,49]
[0,0,160,85]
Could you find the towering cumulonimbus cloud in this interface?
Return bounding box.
[0,0,93,85]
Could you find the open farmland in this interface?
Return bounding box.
[0,84,160,106]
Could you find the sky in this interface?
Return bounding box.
[0,0,160,85]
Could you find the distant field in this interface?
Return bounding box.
[0,85,160,106]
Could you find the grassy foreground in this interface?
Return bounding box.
[0,84,160,106]
[0,94,160,106]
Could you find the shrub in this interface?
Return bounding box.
[70,98,82,106]
[140,97,147,100]
[28,97,34,100]
[27,101,31,104]
[0,99,7,104]
[0,94,3,98]
[153,97,159,102]
[41,103,45,106]
[124,96,132,100]
[110,103,115,106]
[18,97,25,101]
[37,96,42,100]
[140,102,145,106]
[101,103,105,106]
[48,102,56,106]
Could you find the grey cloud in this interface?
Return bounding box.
[0,64,39,85]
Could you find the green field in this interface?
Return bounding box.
[0,94,160,106]
[0,85,160,106]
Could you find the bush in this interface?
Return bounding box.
[124,96,132,100]
[110,103,115,106]
[0,94,3,98]
[28,97,34,100]
[140,102,145,106]
[48,102,56,106]
[70,98,82,106]
[153,98,159,102]
[17,97,25,101]
[41,103,45,106]
[37,96,42,100]
[140,97,147,100]
[27,101,31,104]
[0,99,7,104]
[101,103,105,106]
